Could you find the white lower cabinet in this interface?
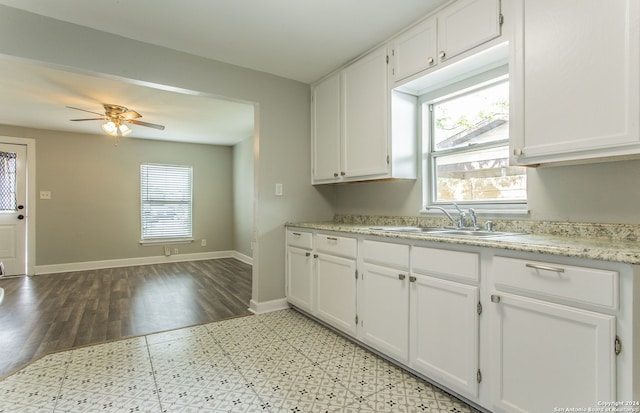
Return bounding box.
[285,228,636,411]
[490,256,619,412]
[286,230,314,313]
[490,292,616,413]
[359,240,410,363]
[410,274,480,399]
[286,246,314,312]
[410,246,481,400]
[315,234,358,336]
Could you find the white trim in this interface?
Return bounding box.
[0,136,36,276]
[248,298,289,314]
[34,250,248,275]
[419,207,530,217]
[232,251,253,265]
[139,238,194,245]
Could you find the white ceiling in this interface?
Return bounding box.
[0,0,449,145]
[0,58,256,145]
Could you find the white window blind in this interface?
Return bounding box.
[140,163,193,241]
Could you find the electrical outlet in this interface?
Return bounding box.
[40,191,52,199]
[173,248,179,254]
[201,239,207,247]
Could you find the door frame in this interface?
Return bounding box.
[0,136,35,276]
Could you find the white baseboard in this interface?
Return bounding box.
[35,250,252,275]
[249,298,289,314]
[232,251,253,266]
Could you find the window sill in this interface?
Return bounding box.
[419,206,530,218]
[140,238,194,246]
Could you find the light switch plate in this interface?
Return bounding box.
[275,183,283,197]
[40,191,52,199]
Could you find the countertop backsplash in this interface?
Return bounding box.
[333,214,640,242]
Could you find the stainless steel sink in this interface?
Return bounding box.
[368,226,524,237]
[368,226,448,233]
[435,229,524,238]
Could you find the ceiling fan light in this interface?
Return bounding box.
[119,123,132,136]
[101,121,118,136]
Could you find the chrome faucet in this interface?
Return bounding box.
[425,203,480,230]
[424,205,456,227]
[452,203,466,228]
[468,208,479,230]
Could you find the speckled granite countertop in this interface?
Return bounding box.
[287,215,640,265]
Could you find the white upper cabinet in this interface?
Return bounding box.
[391,16,438,83]
[437,0,502,63]
[342,46,390,179]
[311,46,417,184]
[511,0,640,165]
[311,73,341,183]
[391,0,501,84]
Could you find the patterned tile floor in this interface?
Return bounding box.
[0,309,478,412]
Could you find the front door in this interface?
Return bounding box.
[0,143,27,276]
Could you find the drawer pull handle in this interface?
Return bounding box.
[292,232,301,236]
[326,237,338,241]
[409,276,417,283]
[526,263,565,273]
[305,252,311,257]
[491,294,501,303]
[398,274,406,280]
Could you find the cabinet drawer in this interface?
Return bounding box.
[493,256,619,310]
[287,229,312,249]
[412,246,479,282]
[362,240,409,269]
[315,233,357,258]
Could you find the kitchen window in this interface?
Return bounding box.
[422,74,527,212]
[140,163,193,243]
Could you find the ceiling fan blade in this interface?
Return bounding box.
[119,110,141,120]
[70,117,107,121]
[66,106,105,117]
[128,119,165,130]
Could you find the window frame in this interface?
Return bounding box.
[420,72,528,215]
[139,162,194,244]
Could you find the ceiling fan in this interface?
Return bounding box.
[67,104,165,138]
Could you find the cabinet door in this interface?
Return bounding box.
[359,263,409,363]
[512,0,640,164]
[286,246,314,312]
[438,0,501,63]
[316,253,357,336]
[312,73,341,183]
[491,292,616,412]
[342,46,389,179]
[410,274,480,399]
[392,17,437,83]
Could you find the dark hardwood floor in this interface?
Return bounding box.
[0,258,253,379]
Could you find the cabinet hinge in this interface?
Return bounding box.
[386,55,389,64]
[499,13,504,25]
[355,315,359,325]
[477,301,483,315]
[355,269,358,280]
[477,369,482,383]
[615,336,622,356]
[386,155,390,164]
